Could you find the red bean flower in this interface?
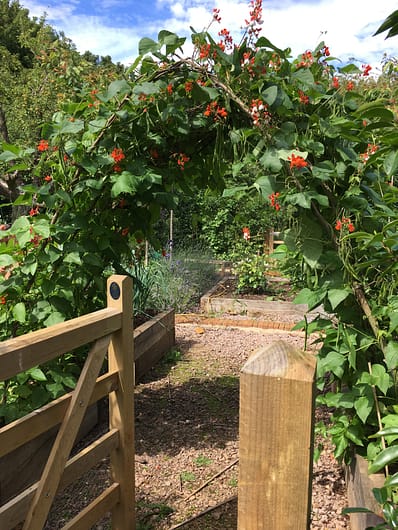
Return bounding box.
[110,148,125,163]
[37,139,49,152]
[29,206,40,217]
[362,64,372,76]
[269,192,281,211]
[288,154,308,169]
[335,217,355,232]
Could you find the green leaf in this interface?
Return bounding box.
[253,174,276,196]
[58,119,84,135]
[384,150,398,177]
[33,219,51,238]
[191,83,219,102]
[13,192,33,206]
[259,150,283,172]
[111,172,138,197]
[56,189,72,205]
[302,237,322,267]
[368,445,398,474]
[0,254,16,267]
[339,64,361,75]
[384,472,398,487]
[385,341,398,371]
[317,351,346,379]
[255,36,285,55]
[46,382,65,399]
[354,395,373,423]
[287,191,328,209]
[294,287,325,310]
[291,68,315,88]
[363,107,394,122]
[21,256,37,275]
[0,150,19,162]
[345,424,364,446]
[11,216,30,233]
[328,288,351,310]
[0,142,21,154]
[14,384,32,398]
[30,386,50,408]
[221,185,246,198]
[44,311,65,327]
[13,302,26,323]
[28,367,47,382]
[61,375,77,389]
[64,252,82,265]
[133,81,161,96]
[373,10,398,38]
[158,30,186,54]
[103,79,131,101]
[261,85,278,106]
[138,37,159,55]
[370,364,390,395]
[326,391,355,408]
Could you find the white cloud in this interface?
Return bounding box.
[20,0,78,20]
[60,16,142,63]
[260,0,397,70]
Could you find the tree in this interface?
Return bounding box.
[0,0,124,219]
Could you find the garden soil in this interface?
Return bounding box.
[43,315,350,530]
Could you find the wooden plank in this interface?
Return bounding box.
[0,307,121,381]
[61,483,120,530]
[23,334,111,530]
[134,309,175,382]
[238,340,316,530]
[0,429,119,529]
[345,454,385,530]
[134,309,175,360]
[107,275,135,530]
[0,371,118,458]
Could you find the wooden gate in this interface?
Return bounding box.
[0,275,135,530]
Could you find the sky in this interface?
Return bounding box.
[20,0,397,73]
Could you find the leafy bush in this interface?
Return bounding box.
[233,254,269,293]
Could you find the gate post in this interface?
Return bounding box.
[238,340,316,529]
[107,275,135,530]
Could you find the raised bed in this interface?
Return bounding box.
[134,308,175,382]
[0,308,175,505]
[200,277,310,320]
[345,454,385,530]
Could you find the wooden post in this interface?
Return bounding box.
[238,340,316,530]
[264,229,274,255]
[107,275,135,530]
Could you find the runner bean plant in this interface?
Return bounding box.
[0,1,398,481]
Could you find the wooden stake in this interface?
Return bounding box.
[238,340,316,530]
